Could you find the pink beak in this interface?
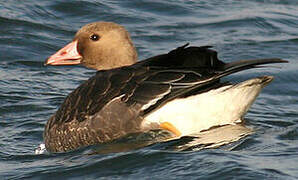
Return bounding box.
[45,40,82,66]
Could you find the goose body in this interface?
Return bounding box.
[44,22,287,152]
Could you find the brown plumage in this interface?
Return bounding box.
[44,21,287,152]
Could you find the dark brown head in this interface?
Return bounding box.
[45,22,137,70]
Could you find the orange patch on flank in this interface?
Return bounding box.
[160,122,182,136]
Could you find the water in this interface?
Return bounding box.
[1,0,298,179]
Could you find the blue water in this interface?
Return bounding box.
[1,0,298,179]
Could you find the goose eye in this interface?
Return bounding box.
[90,34,100,41]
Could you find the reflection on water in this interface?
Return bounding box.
[88,123,252,154]
[174,124,253,151]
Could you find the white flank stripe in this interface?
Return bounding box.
[143,77,272,136]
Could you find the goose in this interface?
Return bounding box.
[44,21,287,152]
